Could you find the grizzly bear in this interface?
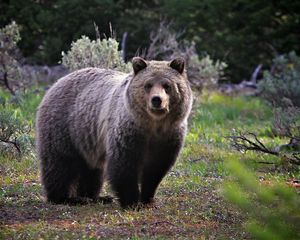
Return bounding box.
[36,57,193,208]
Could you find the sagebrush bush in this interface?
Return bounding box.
[188,54,227,89]
[0,88,40,159]
[257,52,300,157]
[272,107,300,139]
[0,106,33,158]
[223,159,300,240]
[258,52,300,107]
[146,21,227,89]
[1,22,60,91]
[61,36,132,73]
[0,21,25,95]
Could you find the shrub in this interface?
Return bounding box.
[188,54,227,89]
[258,51,300,160]
[145,21,227,90]
[146,21,186,60]
[0,22,35,95]
[258,52,300,108]
[0,105,33,159]
[223,159,300,240]
[61,35,132,73]
[0,88,40,159]
[0,21,22,95]
[272,107,300,139]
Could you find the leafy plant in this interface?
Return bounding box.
[0,106,33,158]
[258,52,300,108]
[188,54,227,89]
[61,35,132,73]
[0,88,40,159]
[223,159,300,240]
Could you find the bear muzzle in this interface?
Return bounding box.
[148,95,169,119]
[146,84,170,119]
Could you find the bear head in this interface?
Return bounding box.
[126,57,192,125]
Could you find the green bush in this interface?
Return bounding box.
[258,52,300,108]
[0,105,33,159]
[61,36,132,73]
[0,87,42,159]
[188,54,227,89]
[223,159,300,240]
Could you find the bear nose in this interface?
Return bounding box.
[151,96,162,108]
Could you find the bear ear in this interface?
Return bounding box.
[132,57,147,74]
[170,57,185,74]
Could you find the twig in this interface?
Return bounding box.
[257,161,276,165]
[150,220,178,227]
[190,158,205,163]
[250,64,262,83]
[1,63,15,95]
[121,32,128,61]
[227,131,300,166]
[94,22,100,40]
[226,132,278,155]
[287,153,300,165]
[0,138,21,156]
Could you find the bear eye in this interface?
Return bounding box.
[163,84,171,93]
[144,83,152,91]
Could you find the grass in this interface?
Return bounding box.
[0,90,299,239]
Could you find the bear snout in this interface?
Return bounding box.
[148,94,169,119]
[148,84,169,113]
[151,96,162,108]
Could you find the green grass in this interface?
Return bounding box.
[0,88,44,122]
[0,90,299,239]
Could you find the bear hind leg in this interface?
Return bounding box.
[42,152,95,205]
[42,161,79,204]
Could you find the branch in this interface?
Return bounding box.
[227,131,300,165]
[1,63,15,95]
[257,161,276,165]
[287,153,300,165]
[226,132,278,155]
[250,64,262,84]
[121,32,128,61]
[0,137,21,156]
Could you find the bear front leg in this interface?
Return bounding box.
[107,130,146,209]
[141,134,183,205]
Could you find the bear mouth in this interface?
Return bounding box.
[149,107,169,117]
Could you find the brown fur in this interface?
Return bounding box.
[36,57,193,208]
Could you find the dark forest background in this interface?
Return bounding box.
[1,0,300,82]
